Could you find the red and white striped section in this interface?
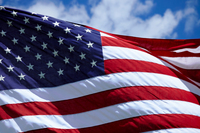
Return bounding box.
[143,128,200,133]
[1,100,200,132]
[160,47,200,85]
[109,33,200,86]
[0,32,200,132]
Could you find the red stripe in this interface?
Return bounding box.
[101,36,147,52]
[172,67,200,84]
[23,114,200,133]
[111,34,200,51]
[152,51,200,57]
[104,59,193,83]
[1,86,199,120]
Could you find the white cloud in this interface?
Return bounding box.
[171,32,178,39]
[198,20,200,26]
[88,0,182,38]
[184,14,198,33]
[27,0,89,24]
[129,10,182,38]
[183,0,198,33]
[27,1,65,18]
[13,0,198,38]
[186,0,198,7]
[88,0,99,6]
[132,0,154,15]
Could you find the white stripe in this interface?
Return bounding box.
[103,46,182,74]
[159,59,179,72]
[103,46,163,64]
[0,72,200,105]
[173,45,200,53]
[100,32,116,38]
[1,100,200,132]
[143,128,200,133]
[189,78,200,87]
[103,46,178,71]
[161,56,200,69]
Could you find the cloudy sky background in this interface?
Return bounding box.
[1,0,200,39]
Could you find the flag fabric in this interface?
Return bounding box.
[0,6,200,133]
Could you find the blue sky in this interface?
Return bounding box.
[1,0,200,39]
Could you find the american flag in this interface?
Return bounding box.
[0,6,200,133]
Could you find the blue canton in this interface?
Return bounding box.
[0,7,105,90]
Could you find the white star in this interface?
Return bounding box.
[74,64,80,71]
[41,42,48,50]
[86,41,94,48]
[35,24,42,31]
[4,47,11,54]
[79,52,86,60]
[0,75,5,81]
[0,6,5,10]
[19,28,25,34]
[57,69,64,76]
[64,27,71,34]
[0,30,6,37]
[23,17,30,24]
[58,38,64,45]
[18,73,26,80]
[42,15,49,21]
[68,45,74,52]
[35,53,42,60]
[7,65,14,72]
[46,61,53,68]
[85,29,92,33]
[63,57,69,64]
[53,21,60,27]
[7,20,12,27]
[91,60,97,67]
[27,63,34,70]
[12,38,18,45]
[52,50,59,57]
[38,72,45,79]
[16,55,22,62]
[75,34,83,41]
[0,59,2,64]
[30,35,37,42]
[11,11,17,17]
[47,31,53,38]
[24,45,30,52]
